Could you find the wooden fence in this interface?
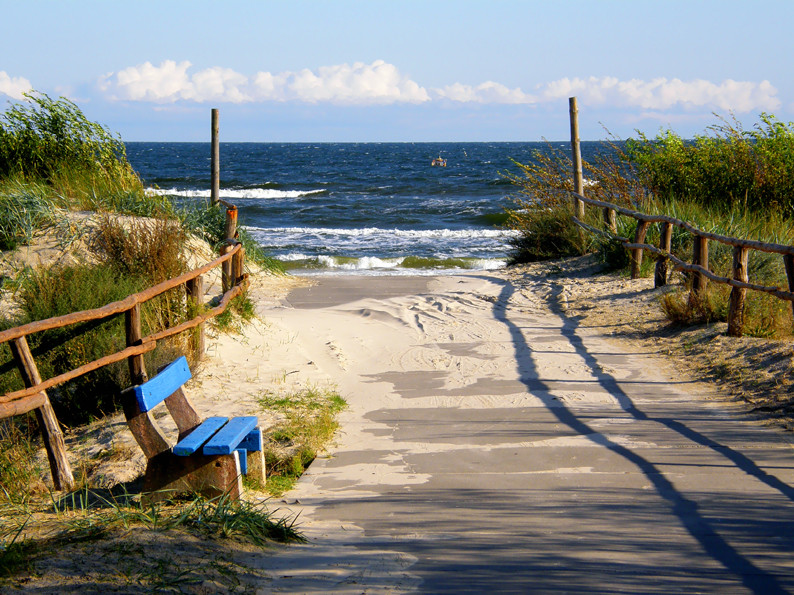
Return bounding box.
[570,191,794,338]
[0,205,245,491]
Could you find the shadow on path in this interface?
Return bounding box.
[482,273,792,595]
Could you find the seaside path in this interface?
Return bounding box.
[251,272,794,594]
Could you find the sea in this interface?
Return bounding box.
[125,142,599,276]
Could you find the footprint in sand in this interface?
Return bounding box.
[326,341,349,370]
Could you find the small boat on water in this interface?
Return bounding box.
[431,155,447,167]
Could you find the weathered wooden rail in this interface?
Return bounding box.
[0,212,246,491]
[570,191,794,338]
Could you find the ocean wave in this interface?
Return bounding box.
[278,253,507,274]
[146,187,325,200]
[245,226,519,239]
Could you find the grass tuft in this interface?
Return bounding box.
[259,386,347,496]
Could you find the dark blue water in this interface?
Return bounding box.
[125,142,600,275]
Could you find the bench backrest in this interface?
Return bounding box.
[131,356,192,412]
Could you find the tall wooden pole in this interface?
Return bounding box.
[211,108,220,206]
[569,97,585,219]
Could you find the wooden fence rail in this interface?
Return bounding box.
[570,191,794,338]
[0,229,246,491]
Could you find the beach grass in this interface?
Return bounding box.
[258,385,347,496]
[0,488,303,586]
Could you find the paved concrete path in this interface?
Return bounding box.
[258,273,794,594]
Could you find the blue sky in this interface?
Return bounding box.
[1,0,792,142]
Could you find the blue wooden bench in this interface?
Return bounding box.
[120,356,265,503]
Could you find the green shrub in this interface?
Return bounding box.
[258,387,346,496]
[503,141,648,265]
[91,215,187,284]
[627,114,794,211]
[0,92,130,183]
[0,264,143,424]
[506,207,586,264]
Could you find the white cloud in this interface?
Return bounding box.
[101,60,429,105]
[434,81,534,104]
[535,76,780,112]
[98,62,780,114]
[274,60,430,104]
[0,72,33,99]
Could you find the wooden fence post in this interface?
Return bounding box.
[125,304,148,385]
[728,246,749,337]
[224,205,238,241]
[691,234,709,298]
[568,97,585,220]
[232,245,245,286]
[630,220,650,279]
[221,244,234,293]
[9,336,74,491]
[784,255,794,327]
[221,206,238,292]
[604,208,617,233]
[211,109,220,206]
[186,275,205,357]
[654,222,672,288]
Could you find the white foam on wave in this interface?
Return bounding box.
[322,256,404,270]
[146,187,325,200]
[280,252,507,274]
[246,226,519,239]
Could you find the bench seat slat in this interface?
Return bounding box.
[133,356,192,412]
[204,416,258,455]
[173,416,228,456]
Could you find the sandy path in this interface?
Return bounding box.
[213,271,794,594]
